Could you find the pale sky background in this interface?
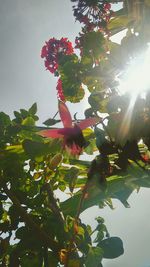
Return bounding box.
[0,1,150,267]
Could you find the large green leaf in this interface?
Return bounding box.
[61,164,150,216]
[22,139,50,160]
[98,237,124,259]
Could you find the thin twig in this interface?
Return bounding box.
[53,111,59,119]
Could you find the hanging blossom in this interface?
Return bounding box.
[39,101,101,155]
[71,0,112,31]
[41,37,74,74]
[41,38,74,101]
[56,78,65,101]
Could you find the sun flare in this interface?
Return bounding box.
[118,45,150,98]
[115,45,150,142]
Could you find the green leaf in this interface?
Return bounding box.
[22,117,35,126]
[49,153,62,170]
[88,93,101,110]
[82,128,94,137]
[1,152,24,178]
[68,259,81,267]
[65,167,79,193]
[79,31,105,59]
[64,215,74,233]
[6,144,24,154]
[33,172,42,180]
[33,115,39,121]
[77,225,85,238]
[43,118,60,126]
[0,112,11,128]
[108,15,131,32]
[62,162,149,216]
[94,231,104,243]
[0,221,10,232]
[20,109,29,118]
[48,251,58,267]
[15,226,28,240]
[88,91,108,112]
[48,139,62,154]
[84,138,96,155]
[84,108,94,118]
[14,110,22,118]
[28,103,37,115]
[22,139,50,160]
[98,237,124,259]
[14,111,22,123]
[95,217,105,224]
[0,193,7,201]
[69,159,91,168]
[20,252,39,267]
[85,246,103,267]
[60,59,85,103]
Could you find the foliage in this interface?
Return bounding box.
[1,1,150,266]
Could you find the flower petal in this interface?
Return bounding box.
[38,129,64,138]
[77,117,101,130]
[59,101,72,128]
[65,143,83,156]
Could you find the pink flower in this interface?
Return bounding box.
[39,101,101,155]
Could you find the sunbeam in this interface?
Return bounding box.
[118,44,150,98]
[116,45,150,143]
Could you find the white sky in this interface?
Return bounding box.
[0,0,82,122]
[0,1,150,267]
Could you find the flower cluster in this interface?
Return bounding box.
[41,37,74,74]
[71,0,112,31]
[56,78,65,101]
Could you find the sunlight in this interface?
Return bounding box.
[115,45,150,142]
[117,98,136,143]
[118,45,150,98]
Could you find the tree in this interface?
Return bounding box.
[1,0,150,266]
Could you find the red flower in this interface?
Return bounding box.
[41,37,74,74]
[56,78,65,101]
[104,3,111,11]
[39,101,101,155]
